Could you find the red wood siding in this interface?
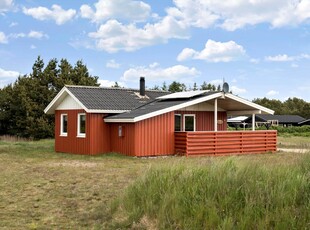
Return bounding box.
[175,111,227,131]
[110,123,136,156]
[110,112,175,156]
[55,110,109,155]
[175,131,277,156]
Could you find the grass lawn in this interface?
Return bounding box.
[0,137,309,229]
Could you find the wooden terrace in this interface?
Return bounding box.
[175,130,277,156]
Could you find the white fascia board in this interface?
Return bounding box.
[225,93,274,115]
[104,92,223,123]
[44,87,88,114]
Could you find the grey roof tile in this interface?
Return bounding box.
[66,86,168,111]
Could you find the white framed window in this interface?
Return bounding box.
[183,114,195,131]
[77,113,86,138]
[60,114,68,136]
[174,114,182,131]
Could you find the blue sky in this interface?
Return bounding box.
[1,0,310,101]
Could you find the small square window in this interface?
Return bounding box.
[77,113,86,137]
[60,114,68,136]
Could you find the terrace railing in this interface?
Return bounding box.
[175,130,277,156]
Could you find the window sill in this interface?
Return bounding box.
[77,134,86,138]
[60,134,67,137]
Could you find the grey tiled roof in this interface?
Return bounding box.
[107,91,218,120]
[66,86,168,111]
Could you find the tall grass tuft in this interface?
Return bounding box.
[111,155,310,229]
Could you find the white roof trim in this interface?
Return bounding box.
[105,92,222,123]
[224,93,274,115]
[105,92,275,123]
[44,87,88,114]
[44,86,131,114]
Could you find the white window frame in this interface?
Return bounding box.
[77,113,86,138]
[183,114,196,132]
[174,114,182,132]
[60,114,68,136]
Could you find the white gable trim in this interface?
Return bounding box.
[44,86,129,114]
[224,93,274,115]
[44,87,88,114]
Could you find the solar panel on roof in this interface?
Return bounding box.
[156,90,209,99]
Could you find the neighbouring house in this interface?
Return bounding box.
[298,119,310,126]
[243,114,306,127]
[44,78,277,157]
[227,116,248,129]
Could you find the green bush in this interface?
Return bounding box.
[111,156,310,229]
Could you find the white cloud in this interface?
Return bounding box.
[265,53,310,62]
[266,90,279,96]
[9,31,48,40]
[28,30,48,39]
[177,39,246,62]
[210,79,224,86]
[23,5,76,25]
[265,54,294,62]
[106,59,120,69]
[0,68,20,78]
[291,63,298,68]
[0,0,13,13]
[0,67,20,87]
[9,22,18,27]
[168,0,310,31]
[80,0,151,23]
[250,58,260,64]
[88,17,189,52]
[30,45,36,49]
[98,79,125,87]
[231,85,246,94]
[149,62,160,68]
[121,64,200,83]
[0,32,8,44]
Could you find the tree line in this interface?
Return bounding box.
[0,56,309,139]
[0,56,98,139]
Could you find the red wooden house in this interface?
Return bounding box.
[44,78,277,156]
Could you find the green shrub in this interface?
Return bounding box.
[111,156,310,229]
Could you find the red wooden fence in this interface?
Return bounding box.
[175,130,277,156]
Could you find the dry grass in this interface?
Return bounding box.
[0,137,309,229]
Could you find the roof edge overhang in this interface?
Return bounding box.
[105,92,223,123]
[224,93,274,115]
[105,92,275,123]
